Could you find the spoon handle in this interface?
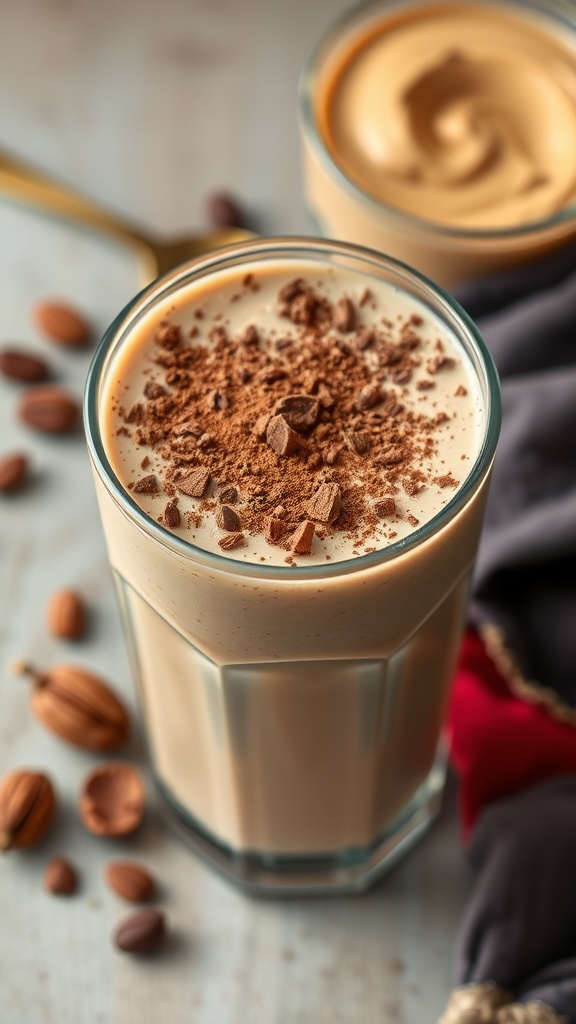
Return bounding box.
[0,149,158,279]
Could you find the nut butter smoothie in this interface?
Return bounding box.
[86,239,500,892]
[301,0,576,286]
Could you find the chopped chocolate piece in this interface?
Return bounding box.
[155,323,182,350]
[140,457,150,470]
[266,415,303,456]
[265,517,285,545]
[374,497,397,518]
[162,500,181,528]
[391,367,412,385]
[218,532,245,550]
[239,324,259,346]
[290,520,315,555]
[455,385,468,396]
[275,337,292,351]
[377,447,404,466]
[406,514,420,527]
[289,292,316,327]
[133,474,158,494]
[333,296,356,332]
[144,381,167,400]
[355,382,381,411]
[346,430,371,455]
[273,394,320,433]
[278,278,306,303]
[219,485,239,503]
[125,403,144,425]
[427,355,455,374]
[217,505,242,531]
[307,483,342,524]
[355,328,375,351]
[177,467,211,497]
[416,379,435,391]
[358,287,371,307]
[380,344,403,367]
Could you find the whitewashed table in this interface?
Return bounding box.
[0,1,473,1020]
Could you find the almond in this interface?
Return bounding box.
[33,300,90,347]
[12,660,130,751]
[0,347,49,383]
[0,769,56,851]
[44,855,77,895]
[19,386,78,433]
[80,762,145,837]
[113,908,166,954]
[105,861,155,903]
[46,589,87,640]
[0,453,28,494]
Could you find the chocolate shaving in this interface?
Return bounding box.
[218,532,245,550]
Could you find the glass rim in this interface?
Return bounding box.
[84,235,501,582]
[299,0,576,245]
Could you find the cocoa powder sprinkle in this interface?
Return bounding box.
[110,273,472,557]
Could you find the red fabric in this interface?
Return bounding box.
[447,629,576,836]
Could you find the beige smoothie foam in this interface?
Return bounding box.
[102,260,482,565]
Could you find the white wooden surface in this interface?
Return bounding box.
[0,1,473,1021]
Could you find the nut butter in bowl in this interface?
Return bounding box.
[300,0,576,287]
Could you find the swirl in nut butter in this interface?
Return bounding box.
[320,3,576,229]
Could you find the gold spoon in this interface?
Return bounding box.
[0,149,254,285]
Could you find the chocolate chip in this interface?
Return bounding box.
[238,324,259,346]
[177,467,211,497]
[278,279,306,303]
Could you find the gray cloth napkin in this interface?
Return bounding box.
[441,248,576,1023]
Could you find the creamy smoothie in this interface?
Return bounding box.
[301,0,576,286]
[86,239,500,892]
